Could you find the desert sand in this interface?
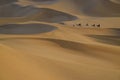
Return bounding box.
[0,0,120,80]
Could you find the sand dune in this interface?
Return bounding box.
[39,0,120,17]
[0,4,77,23]
[89,35,120,46]
[70,28,120,36]
[72,0,120,17]
[0,23,57,34]
[29,8,77,22]
[0,37,120,80]
[74,0,120,17]
[0,0,120,80]
[73,28,120,46]
[0,26,120,80]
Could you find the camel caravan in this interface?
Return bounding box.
[74,23,101,28]
[59,22,101,28]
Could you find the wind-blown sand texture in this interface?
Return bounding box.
[0,0,120,80]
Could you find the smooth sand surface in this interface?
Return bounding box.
[0,0,120,80]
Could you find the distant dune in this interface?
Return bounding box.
[29,8,77,22]
[72,0,120,17]
[39,0,120,17]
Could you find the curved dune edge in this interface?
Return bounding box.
[0,4,77,23]
[0,23,57,34]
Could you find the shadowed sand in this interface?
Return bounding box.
[41,0,120,17]
[81,28,120,46]
[0,0,17,5]
[88,35,120,46]
[0,24,57,34]
[0,4,77,23]
[72,0,120,17]
[71,28,120,46]
[21,0,59,4]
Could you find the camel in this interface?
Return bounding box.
[97,24,101,27]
